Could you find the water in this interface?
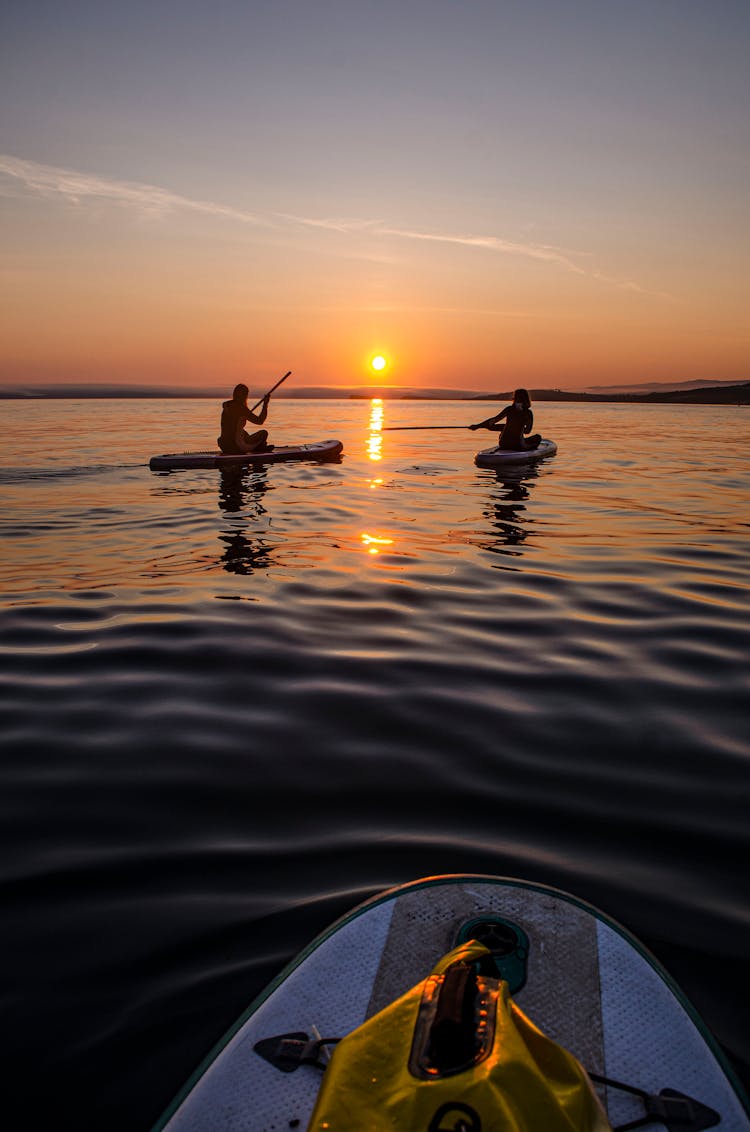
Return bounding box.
[1,397,748,1130]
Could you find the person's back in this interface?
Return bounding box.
[218,398,243,453]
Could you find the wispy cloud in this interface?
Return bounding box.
[0,154,271,226]
[276,212,383,235]
[379,224,589,275]
[0,154,663,294]
[276,210,587,272]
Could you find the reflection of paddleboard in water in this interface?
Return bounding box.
[149,439,343,471]
[153,874,750,1131]
[475,439,557,467]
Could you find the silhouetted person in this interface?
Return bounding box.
[470,388,541,450]
[218,383,273,454]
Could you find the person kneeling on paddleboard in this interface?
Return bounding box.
[470,387,541,451]
[218,384,274,455]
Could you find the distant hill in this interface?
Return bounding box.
[1,381,748,404]
[467,384,750,405]
[638,382,750,404]
[0,383,216,399]
[582,378,745,394]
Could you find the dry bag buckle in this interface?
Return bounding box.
[253,1031,339,1073]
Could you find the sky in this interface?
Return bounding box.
[1,0,748,392]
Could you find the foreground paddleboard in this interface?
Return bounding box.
[149,439,343,471]
[475,438,557,467]
[152,874,750,1131]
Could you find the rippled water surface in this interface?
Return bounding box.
[1,397,749,1129]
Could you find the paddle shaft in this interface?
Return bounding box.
[250,371,291,413]
[381,424,481,431]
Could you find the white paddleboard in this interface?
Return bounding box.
[149,439,343,471]
[474,439,557,467]
[152,874,750,1131]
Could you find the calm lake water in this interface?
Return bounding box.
[1,397,749,1130]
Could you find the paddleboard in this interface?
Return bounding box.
[475,439,557,467]
[152,874,750,1131]
[149,439,343,472]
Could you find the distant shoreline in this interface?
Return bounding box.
[1,382,748,404]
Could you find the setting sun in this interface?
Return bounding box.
[371,355,387,373]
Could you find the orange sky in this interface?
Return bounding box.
[1,4,748,391]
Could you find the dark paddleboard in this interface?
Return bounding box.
[149,439,343,471]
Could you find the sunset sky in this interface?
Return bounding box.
[1,1,748,392]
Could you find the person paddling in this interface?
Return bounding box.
[470,387,541,451]
[218,383,274,455]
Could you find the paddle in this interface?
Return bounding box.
[250,371,291,413]
[381,423,496,431]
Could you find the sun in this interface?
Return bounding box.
[371,354,387,373]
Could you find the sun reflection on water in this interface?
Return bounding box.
[367,398,383,461]
[361,533,394,556]
[362,400,393,552]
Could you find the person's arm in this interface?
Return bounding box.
[246,394,270,426]
[523,409,534,435]
[469,406,509,431]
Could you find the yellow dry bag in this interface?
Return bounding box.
[307,939,612,1132]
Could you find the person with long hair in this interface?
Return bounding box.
[218,384,273,454]
[470,388,541,450]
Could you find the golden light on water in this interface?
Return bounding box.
[361,533,394,556]
[362,401,392,551]
[367,434,382,461]
[367,397,384,461]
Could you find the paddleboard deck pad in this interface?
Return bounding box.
[149,439,343,471]
[475,438,557,467]
[153,874,750,1131]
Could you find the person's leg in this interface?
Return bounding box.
[523,434,542,449]
[242,429,273,452]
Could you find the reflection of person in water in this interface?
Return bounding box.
[218,383,274,454]
[484,476,532,550]
[218,466,267,514]
[470,388,541,450]
[218,467,273,574]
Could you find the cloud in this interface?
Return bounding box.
[0,154,270,226]
[378,224,589,276]
[283,213,662,294]
[275,209,587,271]
[0,154,663,294]
[276,212,382,235]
